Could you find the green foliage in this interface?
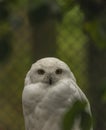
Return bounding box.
[84,11,106,49]
[62,100,92,130]
[56,0,76,13]
[58,0,106,49]
[0,23,10,36]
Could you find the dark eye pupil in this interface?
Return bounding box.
[37,69,45,75]
[56,69,62,74]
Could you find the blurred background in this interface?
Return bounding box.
[0,0,106,130]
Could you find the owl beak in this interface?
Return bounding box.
[49,77,53,85]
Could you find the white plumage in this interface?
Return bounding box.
[22,57,92,130]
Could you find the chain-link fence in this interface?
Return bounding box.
[0,1,106,130]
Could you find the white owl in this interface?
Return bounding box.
[22,57,92,130]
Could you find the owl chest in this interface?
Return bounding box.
[30,104,67,130]
[33,86,73,119]
[35,94,71,118]
[27,90,75,130]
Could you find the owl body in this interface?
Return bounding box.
[22,57,92,130]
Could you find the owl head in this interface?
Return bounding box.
[25,57,76,86]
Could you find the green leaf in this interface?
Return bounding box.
[62,100,92,130]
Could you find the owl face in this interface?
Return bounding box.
[26,57,75,86]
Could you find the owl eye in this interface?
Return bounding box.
[37,69,45,75]
[55,68,62,74]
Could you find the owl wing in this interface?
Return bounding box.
[68,79,93,130]
[74,80,91,115]
[69,79,91,112]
